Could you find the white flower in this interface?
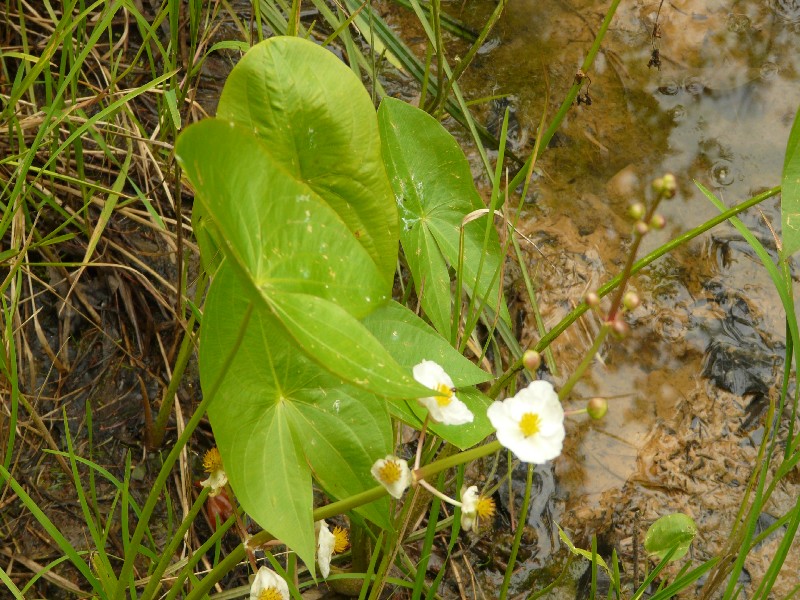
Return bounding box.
[460,486,479,531]
[459,485,496,532]
[249,566,289,600]
[200,448,228,496]
[370,455,412,498]
[412,360,474,425]
[487,380,565,464]
[315,520,336,578]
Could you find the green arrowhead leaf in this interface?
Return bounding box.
[201,267,394,569]
[177,119,427,398]
[214,36,399,282]
[644,513,697,562]
[781,106,800,259]
[378,96,509,335]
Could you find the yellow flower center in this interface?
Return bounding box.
[476,496,496,520]
[519,412,541,437]
[332,526,349,554]
[378,460,402,484]
[435,383,454,407]
[258,588,284,600]
[203,448,223,473]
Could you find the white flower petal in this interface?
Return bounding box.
[250,566,290,600]
[370,455,412,499]
[413,360,473,425]
[413,360,454,389]
[315,520,335,578]
[460,486,479,531]
[200,470,228,496]
[487,380,565,464]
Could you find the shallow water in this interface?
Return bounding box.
[443,0,800,594]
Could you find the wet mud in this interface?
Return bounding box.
[443,0,800,595]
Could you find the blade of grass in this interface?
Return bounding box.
[0,465,102,595]
[62,410,119,592]
[499,463,534,600]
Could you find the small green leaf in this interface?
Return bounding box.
[557,524,610,574]
[363,301,494,448]
[389,386,494,450]
[644,513,697,562]
[362,301,492,386]
[781,106,800,259]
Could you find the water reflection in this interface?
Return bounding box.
[456,0,800,592]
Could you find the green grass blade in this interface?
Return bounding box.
[780,103,800,259]
[0,465,103,595]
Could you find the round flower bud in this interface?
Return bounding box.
[523,350,542,372]
[587,397,608,420]
[651,177,664,194]
[622,292,640,311]
[585,292,600,308]
[635,221,649,236]
[628,202,645,220]
[610,318,629,339]
[661,173,677,198]
[650,214,666,229]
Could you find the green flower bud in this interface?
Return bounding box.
[587,397,608,419]
[629,202,645,220]
[523,350,542,372]
[662,173,677,198]
[650,214,666,229]
[623,292,640,310]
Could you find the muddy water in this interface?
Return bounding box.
[445,0,800,595]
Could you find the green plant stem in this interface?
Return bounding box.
[606,199,662,320]
[487,186,780,398]
[149,310,200,448]
[499,463,533,600]
[139,486,211,600]
[184,440,503,599]
[557,324,611,400]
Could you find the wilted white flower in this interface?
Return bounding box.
[413,360,473,425]
[315,520,348,578]
[487,380,565,464]
[459,485,496,532]
[200,448,228,496]
[315,520,335,578]
[370,455,412,498]
[249,566,289,600]
[460,486,479,531]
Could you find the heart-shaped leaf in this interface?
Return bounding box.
[214,36,399,283]
[201,267,394,569]
[177,119,427,399]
